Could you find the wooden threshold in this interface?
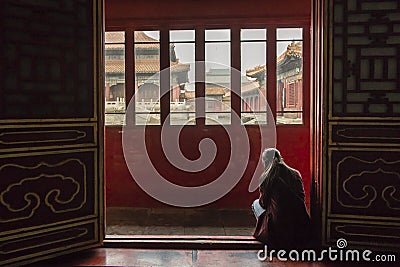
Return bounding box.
[104,235,264,250]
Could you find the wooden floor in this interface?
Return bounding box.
[106,207,255,236]
[25,247,391,266]
[23,208,398,266]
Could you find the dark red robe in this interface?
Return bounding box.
[253,162,313,249]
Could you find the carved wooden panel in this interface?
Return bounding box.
[0,0,95,120]
[328,220,400,249]
[331,0,400,118]
[0,0,103,265]
[0,150,97,233]
[0,124,97,152]
[0,221,97,265]
[329,149,400,219]
[330,123,400,146]
[323,0,400,251]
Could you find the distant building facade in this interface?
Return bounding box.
[105,32,302,124]
[246,42,303,121]
[276,42,302,118]
[104,31,190,113]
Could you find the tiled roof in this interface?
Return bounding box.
[106,43,125,50]
[134,31,158,42]
[245,42,302,76]
[105,59,190,74]
[105,60,125,73]
[135,60,190,73]
[135,60,160,73]
[105,32,124,43]
[184,87,226,99]
[134,31,159,49]
[277,42,302,64]
[246,65,266,77]
[135,43,159,49]
[205,87,226,95]
[105,32,159,48]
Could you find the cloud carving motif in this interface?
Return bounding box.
[0,159,86,223]
[337,156,400,211]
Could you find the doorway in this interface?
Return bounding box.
[104,0,312,238]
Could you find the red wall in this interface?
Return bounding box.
[105,0,311,209]
[106,126,311,208]
[105,0,310,24]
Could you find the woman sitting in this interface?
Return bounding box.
[252,148,313,249]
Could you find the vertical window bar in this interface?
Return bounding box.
[267,26,277,124]
[231,26,241,125]
[195,28,205,126]
[160,29,170,125]
[302,25,309,128]
[126,30,134,126]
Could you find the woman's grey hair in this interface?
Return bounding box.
[259,148,283,188]
[262,148,282,169]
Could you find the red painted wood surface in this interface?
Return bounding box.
[105,126,310,208]
[104,0,311,209]
[105,0,311,23]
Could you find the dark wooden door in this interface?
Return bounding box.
[318,0,400,252]
[0,0,104,265]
